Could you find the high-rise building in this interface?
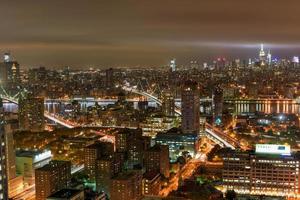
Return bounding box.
[259,44,266,66]
[212,86,223,125]
[267,50,272,65]
[96,159,114,195]
[95,154,121,195]
[105,68,114,89]
[110,172,143,200]
[115,128,149,168]
[0,102,8,200]
[35,160,71,200]
[84,142,114,181]
[18,95,45,132]
[4,53,11,63]
[181,80,200,134]
[222,144,300,197]
[3,117,22,198]
[144,144,170,178]
[170,59,176,72]
[0,53,20,93]
[162,89,175,117]
[127,132,144,168]
[4,122,16,181]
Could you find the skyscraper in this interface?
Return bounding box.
[3,117,23,198]
[0,101,8,200]
[4,122,16,181]
[0,53,20,93]
[259,44,266,66]
[170,58,176,72]
[181,80,200,134]
[18,95,45,132]
[105,68,114,89]
[212,86,223,125]
[161,89,175,117]
[267,50,272,65]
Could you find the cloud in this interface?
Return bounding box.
[1,0,300,67]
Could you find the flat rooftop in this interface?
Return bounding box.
[16,149,50,158]
[47,189,82,198]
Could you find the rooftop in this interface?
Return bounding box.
[16,149,50,158]
[112,172,136,180]
[36,160,70,171]
[47,189,82,199]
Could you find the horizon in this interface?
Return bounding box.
[2,0,300,68]
[3,43,300,69]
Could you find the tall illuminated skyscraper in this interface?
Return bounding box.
[0,101,8,200]
[0,53,20,93]
[212,86,223,125]
[4,122,16,181]
[170,58,176,72]
[162,89,175,117]
[259,44,266,66]
[181,80,200,134]
[267,50,272,65]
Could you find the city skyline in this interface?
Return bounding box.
[1,2,300,199]
[1,0,300,68]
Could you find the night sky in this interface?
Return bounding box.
[1,0,300,68]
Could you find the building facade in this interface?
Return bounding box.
[0,103,8,199]
[84,142,114,182]
[144,144,170,178]
[16,149,52,186]
[18,95,45,132]
[181,80,200,134]
[222,145,300,197]
[110,172,142,200]
[142,172,161,196]
[0,53,21,93]
[35,160,71,200]
[155,128,198,162]
[162,89,175,117]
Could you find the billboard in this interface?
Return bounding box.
[255,144,291,155]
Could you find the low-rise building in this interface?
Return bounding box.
[222,144,300,197]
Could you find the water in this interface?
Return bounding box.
[3,99,300,115]
[228,99,300,115]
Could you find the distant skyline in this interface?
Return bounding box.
[1,0,300,68]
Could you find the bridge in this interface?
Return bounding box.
[1,85,241,149]
[122,85,182,115]
[122,85,240,149]
[0,86,78,128]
